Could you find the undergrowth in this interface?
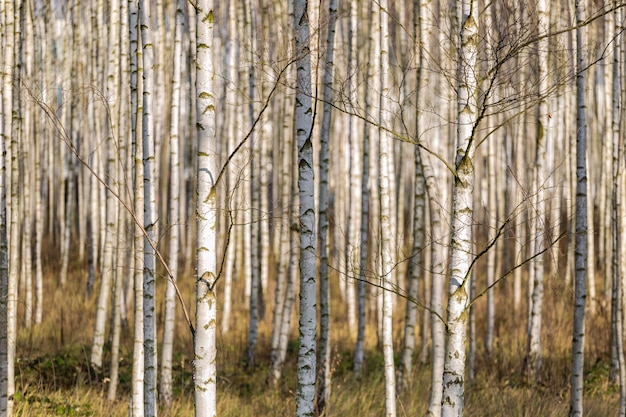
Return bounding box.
[12,250,621,416]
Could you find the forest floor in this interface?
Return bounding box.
[12,258,620,416]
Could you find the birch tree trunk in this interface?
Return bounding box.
[294,0,317,415]
[128,0,144,414]
[245,0,260,367]
[317,0,337,412]
[160,0,185,405]
[353,0,372,379]
[610,0,623,388]
[0,1,14,413]
[526,0,550,377]
[139,0,158,413]
[569,0,588,414]
[378,1,396,414]
[269,1,295,384]
[194,1,218,415]
[441,0,478,415]
[91,0,121,371]
[346,0,361,339]
[397,1,425,391]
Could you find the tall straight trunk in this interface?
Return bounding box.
[91,0,121,371]
[398,0,425,387]
[160,0,185,405]
[378,0,396,415]
[21,19,32,325]
[0,1,15,413]
[570,0,588,415]
[420,0,446,413]
[269,2,294,384]
[85,0,99,297]
[610,0,623,387]
[128,0,144,414]
[526,0,550,377]
[139,0,158,413]
[611,5,625,408]
[441,0,478,415]
[245,0,260,368]
[353,0,372,379]
[294,0,317,415]
[316,0,337,413]
[194,1,218,416]
[346,0,361,338]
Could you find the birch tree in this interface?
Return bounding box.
[0,0,15,413]
[317,0,337,412]
[128,0,144,414]
[441,0,478,415]
[398,0,426,391]
[293,0,317,414]
[353,0,372,379]
[526,0,550,377]
[570,0,588,414]
[378,1,397,415]
[268,0,296,386]
[194,0,218,415]
[160,0,185,405]
[91,0,121,371]
[611,4,625,410]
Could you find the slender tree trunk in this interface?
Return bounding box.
[610,0,623,387]
[245,0,260,368]
[91,0,121,371]
[0,2,15,413]
[441,0,478,415]
[611,5,625,407]
[160,0,185,405]
[526,0,550,377]
[294,0,317,414]
[316,0,337,412]
[378,1,396,414]
[194,1,218,416]
[353,0,372,379]
[269,2,295,384]
[139,0,158,413]
[569,0,588,415]
[128,0,144,414]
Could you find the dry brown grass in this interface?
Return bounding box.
[12,250,620,416]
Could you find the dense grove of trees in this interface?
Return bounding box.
[2,0,626,416]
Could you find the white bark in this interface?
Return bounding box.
[610,0,623,388]
[316,0,337,412]
[294,0,316,415]
[379,1,396,415]
[194,1,218,415]
[0,1,14,413]
[570,0,588,414]
[441,0,478,415]
[346,0,360,337]
[91,0,121,371]
[160,0,185,405]
[611,4,625,407]
[128,0,144,414]
[139,0,158,413]
[527,0,550,377]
